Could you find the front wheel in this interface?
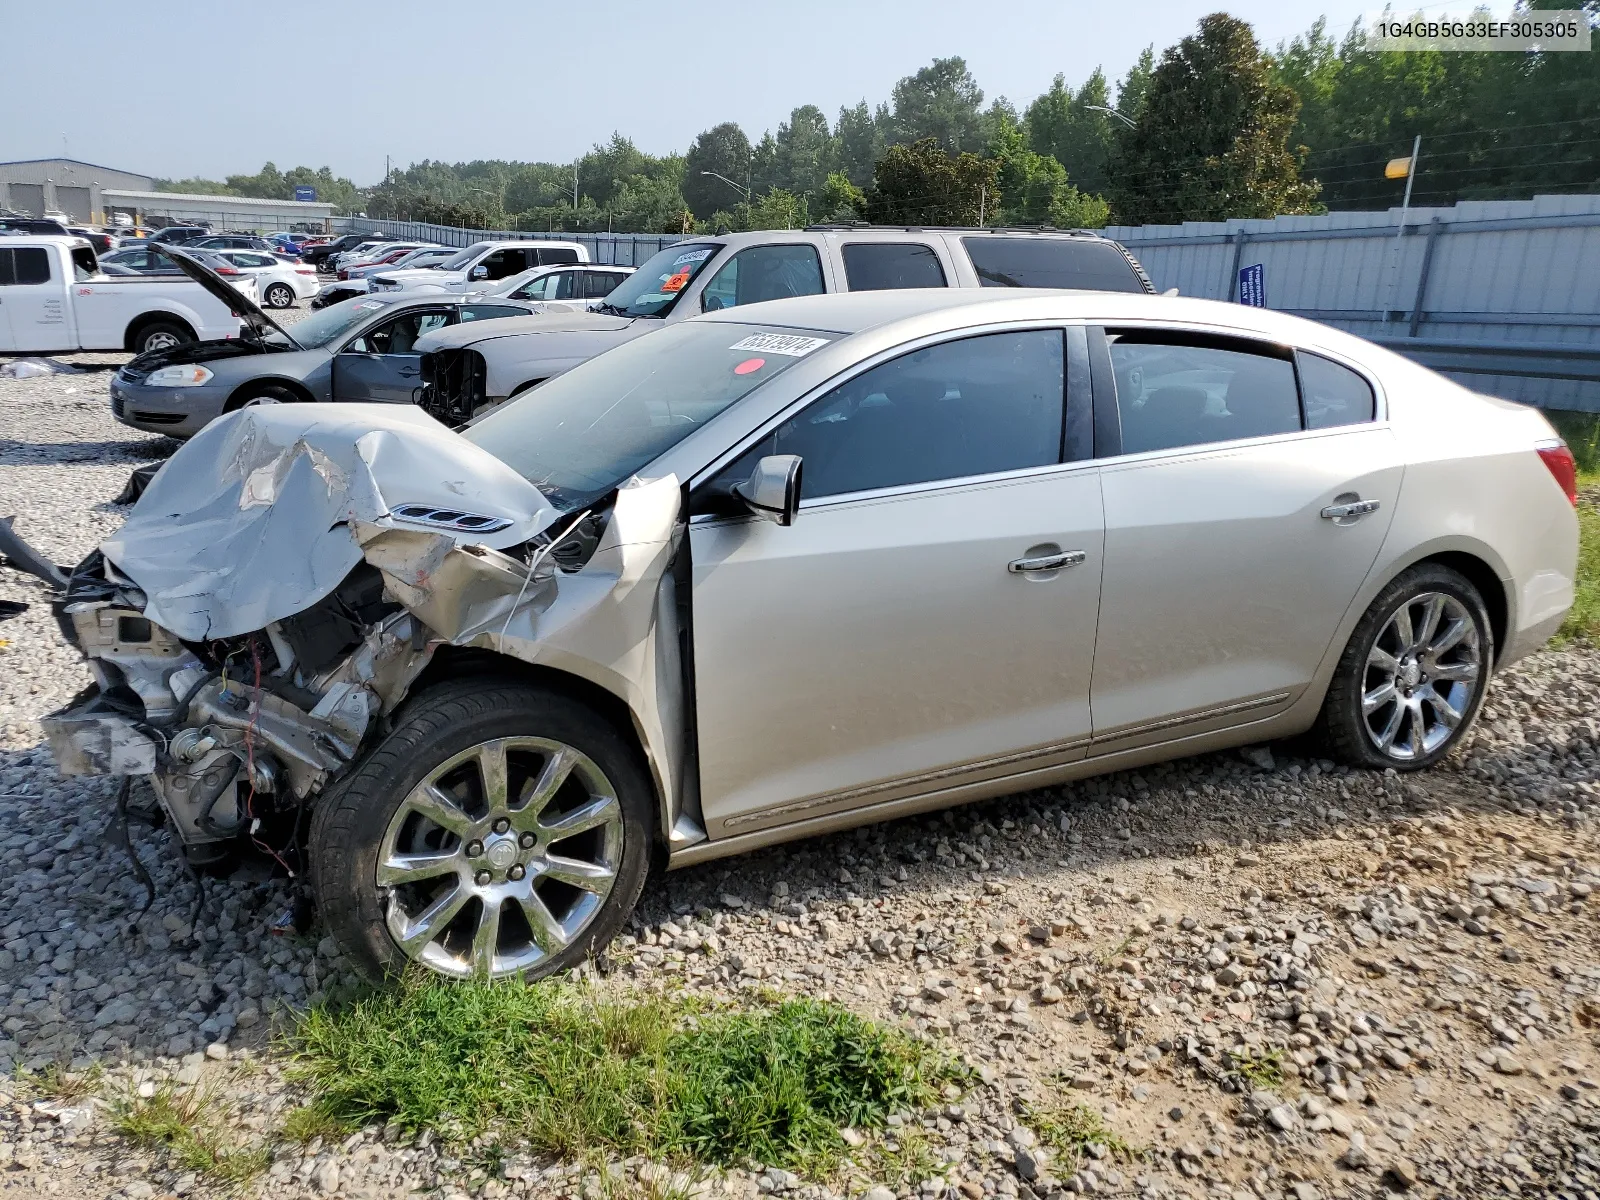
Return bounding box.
[1316,563,1492,770]
[264,282,295,308]
[310,681,653,980]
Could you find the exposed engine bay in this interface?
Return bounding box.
[14,404,700,874]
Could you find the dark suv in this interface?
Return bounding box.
[302,231,394,271]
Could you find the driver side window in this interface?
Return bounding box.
[700,244,825,313]
[348,310,450,355]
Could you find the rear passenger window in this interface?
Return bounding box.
[1107,333,1301,455]
[1298,351,1375,429]
[722,330,1066,500]
[964,236,1146,293]
[11,248,51,285]
[841,243,947,291]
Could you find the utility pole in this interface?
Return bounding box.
[1384,134,1422,322]
[978,185,986,226]
[573,162,579,210]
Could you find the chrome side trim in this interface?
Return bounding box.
[1089,691,1292,745]
[719,735,1092,831]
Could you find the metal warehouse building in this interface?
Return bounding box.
[98,190,335,233]
[0,158,154,223]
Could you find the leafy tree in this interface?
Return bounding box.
[887,57,987,152]
[1115,46,1156,122]
[818,172,867,222]
[1108,14,1319,224]
[866,138,1000,225]
[772,105,839,200]
[1024,69,1115,197]
[154,162,362,213]
[835,100,887,187]
[683,122,753,220]
[987,110,1109,227]
[747,187,809,230]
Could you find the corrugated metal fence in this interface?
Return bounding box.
[341,198,1600,412]
[335,217,689,267]
[1107,194,1600,413]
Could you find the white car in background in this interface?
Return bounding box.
[312,248,460,308]
[478,262,635,307]
[369,240,589,294]
[334,241,428,272]
[213,249,319,308]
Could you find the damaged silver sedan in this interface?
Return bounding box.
[8,288,1578,980]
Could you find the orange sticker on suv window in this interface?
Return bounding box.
[660,270,691,293]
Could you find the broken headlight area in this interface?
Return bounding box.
[42,551,444,857]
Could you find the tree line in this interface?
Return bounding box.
[165,4,1599,233]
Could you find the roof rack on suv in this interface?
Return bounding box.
[802,223,1104,237]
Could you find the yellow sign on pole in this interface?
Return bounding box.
[1385,156,1413,180]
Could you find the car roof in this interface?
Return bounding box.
[692,288,1386,360]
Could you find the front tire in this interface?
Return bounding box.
[310,680,653,980]
[1316,563,1492,771]
[224,383,300,411]
[264,282,295,308]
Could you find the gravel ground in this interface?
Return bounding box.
[2,339,1599,1200]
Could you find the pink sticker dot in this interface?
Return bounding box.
[733,357,766,375]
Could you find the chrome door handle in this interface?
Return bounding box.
[1321,498,1381,520]
[1008,550,1087,574]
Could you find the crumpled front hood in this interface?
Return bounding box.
[101,404,558,642]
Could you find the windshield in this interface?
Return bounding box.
[465,320,837,510]
[595,242,721,318]
[278,297,393,348]
[439,243,488,271]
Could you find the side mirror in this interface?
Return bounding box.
[732,455,802,526]
[470,265,489,280]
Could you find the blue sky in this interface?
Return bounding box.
[4,0,1391,185]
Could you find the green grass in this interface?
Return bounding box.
[111,1083,271,1185]
[1024,1096,1135,1174]
[1562,472,1600,642]
[1227,1046,1286,1090]
[289,978,962,1179]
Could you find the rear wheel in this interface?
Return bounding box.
[263,282,295,308]
[1316,564,1492,770]
[311,681,653,980]
[135,320,192,355]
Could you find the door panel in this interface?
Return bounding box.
[691,469,1104,835]
[2,246,66,352]
[1090,427,1403,742]
[332,309,451,403]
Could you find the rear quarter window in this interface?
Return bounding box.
[963,236,1147,293]
[13,247,52,285]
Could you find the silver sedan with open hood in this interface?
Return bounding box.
[9,288,1578,980]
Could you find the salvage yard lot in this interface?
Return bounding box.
[2,354,1600,1199]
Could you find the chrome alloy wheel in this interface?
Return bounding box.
[144,331,181,352]
[1361,591,1482,762]
[376,737,623,978]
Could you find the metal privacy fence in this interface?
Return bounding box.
[1107,194,1600,413]
[334,218,690,267]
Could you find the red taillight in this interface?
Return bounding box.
[215,266,240,275]
[1536,439,1578,506]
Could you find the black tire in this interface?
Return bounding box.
[263,282,295,309]
[310,679,654,981]
[224,383,301,412]
[1316,563,1493,771]
[134,320,193,356]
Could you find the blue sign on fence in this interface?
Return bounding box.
[1238,262,1266,307]
[293,186,317,202]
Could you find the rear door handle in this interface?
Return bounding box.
[1008,550,1087,574]
[1321,498,1381,520]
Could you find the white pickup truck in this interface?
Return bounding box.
[0,236,246,355]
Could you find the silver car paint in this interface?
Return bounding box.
[51,290,1576,875]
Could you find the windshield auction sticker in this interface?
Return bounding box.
[1367,11,1590,50]
[728,333,830,356]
